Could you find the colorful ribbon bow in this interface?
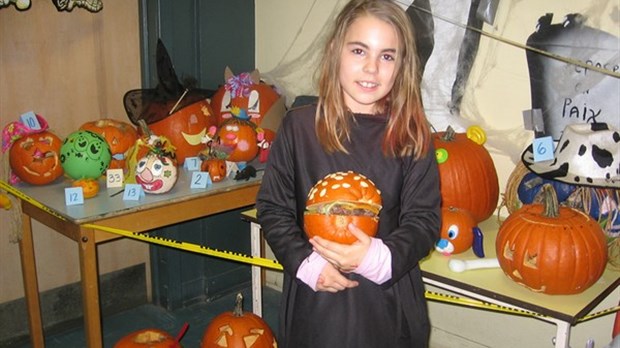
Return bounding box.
[2,114,50,153]
[224,72,254,98]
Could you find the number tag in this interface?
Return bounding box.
[183,157,201,171]
[65,187,84,206]
[123,184,145,201]
[190,171,212,189]
[106,169,124,188]
[533,136,555,162]
[20,111,41,130]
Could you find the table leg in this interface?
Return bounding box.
[250,222,262,316]
[78,227,102,348]
[553,320,571,348]
[18,213,45,348]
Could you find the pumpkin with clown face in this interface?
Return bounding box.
[135,152,178,194]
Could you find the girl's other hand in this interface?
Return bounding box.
[309,223,371,273]
[316,262,359,292]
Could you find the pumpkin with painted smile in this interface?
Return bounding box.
[9,131,64,185]
[135,152,178,194]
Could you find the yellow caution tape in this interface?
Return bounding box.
[3,180,618,321]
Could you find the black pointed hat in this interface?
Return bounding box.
[123,39,214,126]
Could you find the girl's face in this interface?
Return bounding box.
[339,15,399,114]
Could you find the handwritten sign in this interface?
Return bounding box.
[65,187,84,206]
[20,111,41,130]
[190,171,212,189]
[123,184,145,201]
[106,169,124,188]
[183,157,201,171]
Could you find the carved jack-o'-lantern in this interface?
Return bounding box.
[145,99,217,165]
[201,293,276,348]
[114,328,179,348]
[201,158,227,183]
[80,119,138,170]
[135,152,178,194]
[9,131,64,185]
[60,130,112,180]
[216,118,259,163]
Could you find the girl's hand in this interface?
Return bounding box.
[316,262,359,292]
[309,223,371,273]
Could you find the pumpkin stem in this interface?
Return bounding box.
[233,293,244,317]
[541,183,559,218]
[441,125,456,141]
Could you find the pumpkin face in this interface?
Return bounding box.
[114,328,178,348]
[146,99,217,165]
[304,171,382,244]
[435,206,477,255]
[80,119,138,170]
[135,153,178,194]
[496,185,608,294]
[72,178,100,198]
[9,131,64,185]
[202,158,227,182]
[210,69,282,129]
[60,130,112,180]
[216,119,259,163]
[202,294,276,348]
[433,126,499,222]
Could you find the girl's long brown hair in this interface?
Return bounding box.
[315,0,430,159]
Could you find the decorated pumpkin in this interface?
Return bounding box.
[60,130,112,180]
[304,171,382,244]
[135,152,178,194]
[496,184,608,294]
[433,125,499,222]
[201,157,227,183]
[216,117,259,163]
[80,119,138,170]
[114,328,179,348]
[145,99,217,165]
[517,172,576,205]
[435,206,484,257]
[201,293,276,348]
[8,130,64,185]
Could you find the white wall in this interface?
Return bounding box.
[254,1,619,347]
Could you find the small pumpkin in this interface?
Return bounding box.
[433,126,499,223]
[435,206,484,257]
[72,178,100,198]
[9,130,64,185]
[201,157,227,183]
[201,293,276,348]
[216,117,259,163]
[80,119,138,170]
[496,184,608,294]
[114,328,179,348]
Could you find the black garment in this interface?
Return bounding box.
[256,104,441,348]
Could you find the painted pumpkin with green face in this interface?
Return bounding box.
[60,130,112,180]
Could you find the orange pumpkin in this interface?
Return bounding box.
[201,293,276,348]
[145,99,217,165]
[9,130,64,185]
[304,171,382,244]
[72,178,100,198]
[216,118,259,163]
[80,119,138,170]
[433,126,499,222]
[496,184,608,294]
[114,328,179,348]
[435,206,479,255]
[201,157,227,183]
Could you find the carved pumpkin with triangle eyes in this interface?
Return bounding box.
[9,130,64,185]
[80,119,138,170]
[201,293,276,348]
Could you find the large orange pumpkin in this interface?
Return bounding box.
[114,328,179,348]
[145,99,217,165]
[304,171,382,244]
[496,184,608,295]
[433,126,499,222]
[9,130,64,185]
[201,293,276,348]
[80,119,138,170]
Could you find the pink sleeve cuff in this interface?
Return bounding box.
[296,251,328,291]
[354,238,392,284]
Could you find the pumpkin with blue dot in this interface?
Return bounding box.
[60,130,112,180]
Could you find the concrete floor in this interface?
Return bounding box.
[13,286,280,348]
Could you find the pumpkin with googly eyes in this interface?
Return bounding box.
[304,171,382,244]
[135,152,178,194]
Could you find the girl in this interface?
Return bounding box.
[256,0,441,347]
